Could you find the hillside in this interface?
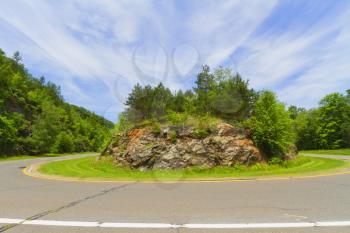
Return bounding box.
[0,49,113,156]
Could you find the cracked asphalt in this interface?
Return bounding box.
[1,154,350,233]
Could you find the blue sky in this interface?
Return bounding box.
[0,0,349,122]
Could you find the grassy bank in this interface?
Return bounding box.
[300,149,350,156]
[38,156,349,181]
[0,152,96,162]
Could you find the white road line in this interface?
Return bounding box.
[316,221,350,227]
[185,222,316,229]
[100,223,179,228]
[1,218,350,229]
[0,218,24,224]
[22,220,99,227]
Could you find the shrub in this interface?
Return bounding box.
[152,122,161,135]
[193,129,210,138]
[247,91,295,159]
[168,130,177,144]
[268,157,283,165]
[166,111,189,126]
[114,113,132,133]
[196,114,220,131]
[233,163,246,171]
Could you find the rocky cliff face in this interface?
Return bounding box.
[107,123,264,170]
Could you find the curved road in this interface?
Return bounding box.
[1,154,350,233]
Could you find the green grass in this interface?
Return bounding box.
[38,156,350,181]
[0,152,96,162]
[300,149,350,156]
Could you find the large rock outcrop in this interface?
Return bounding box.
[107,123,264,170]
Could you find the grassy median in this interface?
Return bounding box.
[300,149,350,156]
[37,155,350,181]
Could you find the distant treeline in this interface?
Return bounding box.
[288,91,350,150]
[0,49,113,156]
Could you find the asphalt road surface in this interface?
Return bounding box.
[1,154,350,233]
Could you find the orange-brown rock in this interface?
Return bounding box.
[107,123,264,170]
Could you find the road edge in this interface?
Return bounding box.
[22,156,350,183]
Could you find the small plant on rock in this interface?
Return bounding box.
[151,122,161,135]
[168,130,177,144]
[193,129,210,138]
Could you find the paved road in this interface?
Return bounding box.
[1,154,350,233]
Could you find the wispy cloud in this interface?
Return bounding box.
[231,1,350,107]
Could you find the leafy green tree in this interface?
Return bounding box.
[52,131,75,153]
[318,93,350,149]
[183,90,196,114]
[27,102,61,154]
[248,91,295,158]
[0,115,17,155]
[294,109,322,150]
[288,105,306,120]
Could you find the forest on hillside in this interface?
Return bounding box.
[0,49,113,156]
[116,65,350,158]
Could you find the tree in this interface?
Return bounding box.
[125,84,154,121]
[52,132,75,153]
[172,90,186,112]
[288,105,306,120]
[248,91,294,158]
[151,83,173,118]
[27,102,61,154]
[0,116,17,155]
[12,51,22,63]
[125,83,174,122]
[193,65,216,114]
[318,93,350,149]
[294,109,322,150]
[211,68,256,120]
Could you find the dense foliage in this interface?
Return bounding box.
[0,49,113,156]
[124,65,256,123]
[248,91,294,157]
[292,90,350,150]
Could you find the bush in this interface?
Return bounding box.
[268,157,283,165]
[196,114,220,131]
[166,111,188,126]
[247,91,295,159]
[114,113,132,134]
[152,122,161,135]
[193,129,210,138]
[168,130,177,144]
